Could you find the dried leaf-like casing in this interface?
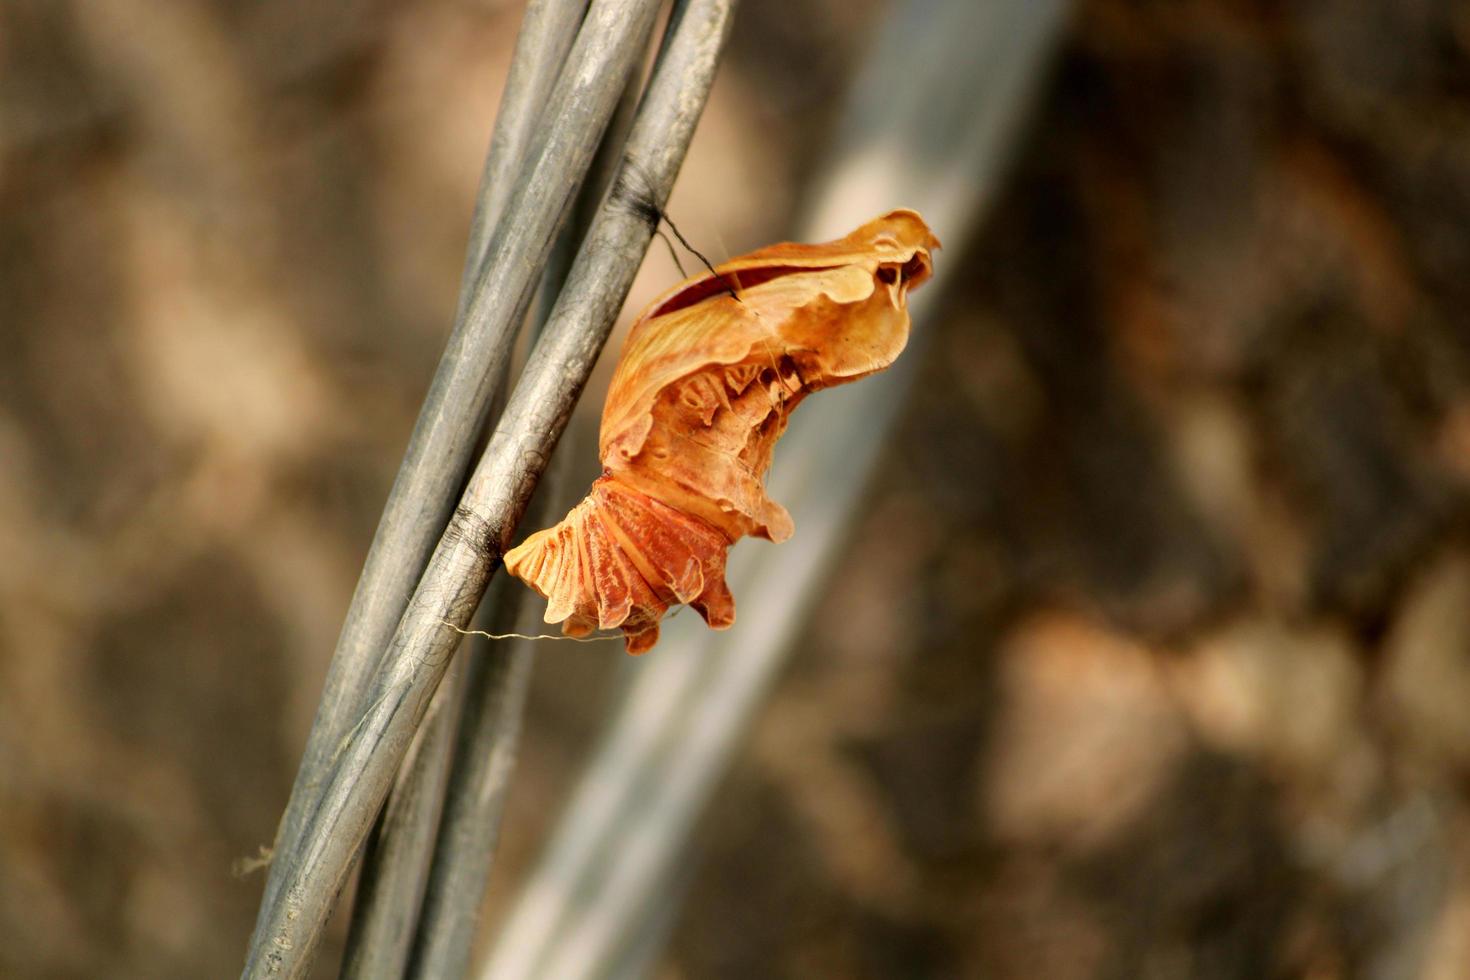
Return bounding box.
[505,209,939,652]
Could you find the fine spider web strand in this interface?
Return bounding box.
[440,621,619,644]
[658,211,743,305]
[440,605,690,646]
[654,228,691,279]
[610,163,743,304]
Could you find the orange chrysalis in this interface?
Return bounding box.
[504,209,940,652]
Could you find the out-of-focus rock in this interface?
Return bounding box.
[1383,552,1470,772]
[982,611,1188,850]
[1420,828,1470,980]
[1170,618,1365,781]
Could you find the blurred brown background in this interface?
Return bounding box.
[3,0,1470,977]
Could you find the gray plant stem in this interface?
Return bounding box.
[241,1,733,976]
[401,400,588,980]
[243,0,665,975]
[477,1,1072,977]
[250,0,591,935]
[458,0,591,318]
[341,55,647,976]
[338,654,469,980]
[404,600,537,980]
[400,58,646,977]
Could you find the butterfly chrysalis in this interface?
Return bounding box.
[505,210,940,652]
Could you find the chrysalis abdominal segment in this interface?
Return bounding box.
[505,209,940,653]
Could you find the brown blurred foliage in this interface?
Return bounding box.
[2,1,1469,978]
